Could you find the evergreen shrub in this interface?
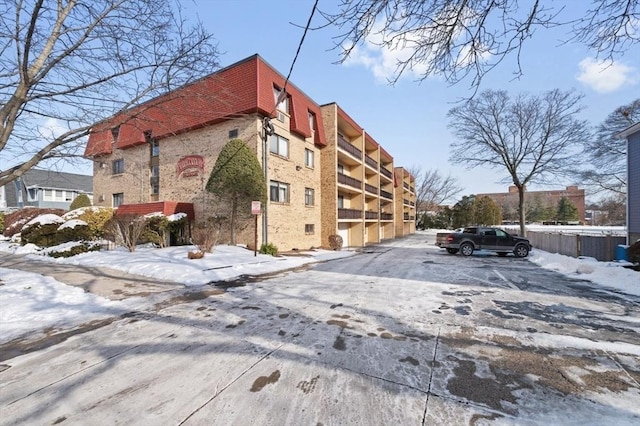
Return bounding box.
[69,193,92,210]
[259,242,278,256]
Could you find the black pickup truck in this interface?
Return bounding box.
[435,226,532,257]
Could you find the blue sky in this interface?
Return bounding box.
[174,0,639,201]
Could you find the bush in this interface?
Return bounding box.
[55,220,92,245]
[21,214,65,247]
[48,242,101,258]
[259,242,278,256]
[63,207,114,239]
[104,214,146,252]
[69,193,92,210]
[140,214,170,247]
[3,208,65,237]
[328,234,343,251]
[628,240,640,264]
[191,223,220,254]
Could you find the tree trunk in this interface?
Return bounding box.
[230,197,237,245]
[518,186,527,237]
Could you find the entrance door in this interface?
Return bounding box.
[338,223,350,247]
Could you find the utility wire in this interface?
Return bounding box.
[274,0,320,109]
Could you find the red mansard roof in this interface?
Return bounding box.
[85,55,326,157]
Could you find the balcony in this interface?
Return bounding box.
[380,166,392,179]
[338,135,362,160]
[364,154,378,169]
[380,212,393,221]
[403,213,415,221]
[403,198,410,205]
[338,173,362,190]
[380,189,393,200]
[364,183,378,195]
[403,182,410,190]
[365,211,379,220]
[338,208,362,219]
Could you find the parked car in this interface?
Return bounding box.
[435,226,532,257]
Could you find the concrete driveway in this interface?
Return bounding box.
[1,234,639,425]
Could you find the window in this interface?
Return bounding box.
[56,190,64,201]
[337,164,344,174]
[113,193,124,207]
[112,159,124,175]
[337,195,344,209]
[269,134,289,158]
[273,86,288,113]
[270,180,289,203]
[27,188,37,202]
[111,126,120,143]
[150,139,159,157]
[65,191,73,202]
[308,112,315,131]
[305,224,315,235]
[44,189,53,201]
[229,129,238,139]
[305,188,315,206]
[305,148,314,168]
[150,165,159,195]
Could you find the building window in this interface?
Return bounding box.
[65,191,73,202]
[305,224,314,235]
[305,148,314,168]
[150,165,159,195]
[113,193,124,207]
[44,189,53,201]
[305,187,315,206]
[111,126,120,143]
[112,159,124,175]
[150,138,159,157]
[270,180,289,203]
[308,111,315,133]
[229,129,238,139]
[269,134,289,158]
[337,164,344,174]
[338,195,344,209]
[273,86,288,113]
[27,188,38,202]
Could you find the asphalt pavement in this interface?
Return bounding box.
[1,234,639,425]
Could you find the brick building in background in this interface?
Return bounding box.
[84,55,415,251]
[478,185,586,224]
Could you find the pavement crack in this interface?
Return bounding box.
[423,326,441,425]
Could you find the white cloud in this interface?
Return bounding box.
[576,57,637,93]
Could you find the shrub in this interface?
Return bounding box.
[21,214,65,247]
[69,193,92,210]
[191,223,220,254]
[104,214,146,252]
[259,242,278,256]
[3,208,65,237]
[140,214,170,247]
[63,206,114,239]
[55,220,92,244]
[0,212,4,234]
[328,234,343,251]
[628,240,640,264]
[47,242,101,258]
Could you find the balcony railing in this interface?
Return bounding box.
[403,198,410,205]
[364,183,378,195]
[403,182,410,190]
[410,201,415,207]
[365,211,379,220]
[380,213,393,221]
[404,214,415,221]
[380,166,392,179]
[338,135,362,159]
[410,186,415,193]
[338,173,362,190]
[364,154,378,169]
[338,208,362,219]
[380,189,393,200]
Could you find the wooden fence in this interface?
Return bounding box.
[525,231,626,261]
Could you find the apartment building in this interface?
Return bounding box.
[84,54,414,251]
[319,103,397,247]
[394,167,417,236]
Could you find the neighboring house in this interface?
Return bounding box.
[84,54,416,251]
[1,169,93,211]
[478,185,586,223]
[618,122,640,244]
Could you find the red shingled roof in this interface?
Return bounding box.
[85,55,326,157]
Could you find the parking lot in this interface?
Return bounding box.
[1,233,639,425]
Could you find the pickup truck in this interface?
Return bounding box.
[435,226,532,257]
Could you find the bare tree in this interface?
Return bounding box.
[407,165,462,212]
[581,98,640,195]
[448,89,589,236]
[0,0,220,187]
[321,0,639,88]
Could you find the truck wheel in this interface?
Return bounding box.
[514,244,529,258]
[460,242,474,256]
[446,248,459,254]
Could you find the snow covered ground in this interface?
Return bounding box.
[0,231,638,345]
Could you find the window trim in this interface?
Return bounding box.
[269,134,289,158]
[112,159,124,175]
[305,187,315,206]
[305,148,314,168]
[269,180,290,204]
[113,192,124,208]
[305,224,315,235]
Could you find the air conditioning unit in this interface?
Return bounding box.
[277,111,285,122]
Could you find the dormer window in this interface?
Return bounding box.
[111,126,120,143]
[273,86,288,113]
